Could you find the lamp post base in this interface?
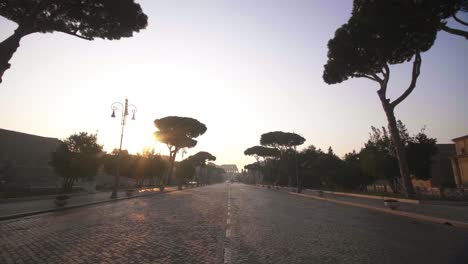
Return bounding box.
[110,191,117,199]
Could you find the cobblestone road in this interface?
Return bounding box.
[228,184,468,264]
[1,183,468,264]
[0,185,227,264]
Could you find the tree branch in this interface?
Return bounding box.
[370,73,383,83]
[453,13,468,27]
[390,52,421,108]
[378,64,390,98]
[440,23,468,39]
[57,30,93,40]
[351,74,381,83]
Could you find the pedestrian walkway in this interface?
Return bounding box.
[256,185,468,225]
[300,189,468,223]
[0,187,176,220]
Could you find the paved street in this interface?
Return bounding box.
[1,183,468,264]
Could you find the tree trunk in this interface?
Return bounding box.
[62,177,71,192]
[380,101,415,197]
[297,171,303,193]
[0,29,25,83]
[63,177,76,192]
[161,152,176,191]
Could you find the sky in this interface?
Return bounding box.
[0,0,467,170]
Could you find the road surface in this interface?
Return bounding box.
[1,183,467,264]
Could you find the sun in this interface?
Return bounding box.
[123,124,168,156]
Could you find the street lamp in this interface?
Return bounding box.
[110,98,137,199]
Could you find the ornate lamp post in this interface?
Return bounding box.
[110,98,137,199]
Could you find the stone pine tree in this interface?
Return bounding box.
[0,0,148,83]
[154,116,207,191]
[188,151,216,186]
[322,0,447,197]
[260,131,305,188]
[244,146,279,184]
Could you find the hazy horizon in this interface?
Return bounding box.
[0,0,467,170]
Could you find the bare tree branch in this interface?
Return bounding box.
[391,52,421,108]
[370,73,383,83]
[57,30,93,40]
[453,13,468,27]
[440,23,468,39]
[351,74,381,83]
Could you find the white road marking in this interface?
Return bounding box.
[224,183,232,264]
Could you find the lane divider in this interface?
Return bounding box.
[224,183,232,264]
[288,191,468,230]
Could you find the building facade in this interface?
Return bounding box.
[0,129,61,190]
[450,135,468,189]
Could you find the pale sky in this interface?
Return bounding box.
[0,1,467,170]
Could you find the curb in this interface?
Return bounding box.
[256,185,420,204]
[0,188,181,222]
[288,192,468,230]
[311,189,420,204]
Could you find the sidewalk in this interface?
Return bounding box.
[300,189,468,223]
[0,187,177,221]
[256,185,468,226]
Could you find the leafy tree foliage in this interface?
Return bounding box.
[138,149,168,187]
[187,151,216,186]
[244,146,280,161]
[204,163,225,185]
[406,131,438,180]
[359,123,438,193]
[175,159,195,189]
[289,146,367,191]
[103,148,169,187]
[188,151,216,166]
[50,132,103,192]
[244,146,280,184]
[103,149,133,177]
[154,116,207,191]
[260,131,305,186]
[260,131,306,151]
[0,0,148,83]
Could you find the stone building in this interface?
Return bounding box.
[0,129,61,190]
[450,135,468,189]
[220,164,239,181]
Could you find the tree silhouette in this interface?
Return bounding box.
[416,0,468,39]
[188,151,216,186]
[50,132,103,192]
[244,146,279,185]
[243,162,262,184]
[154,116,207,191]
[359,123,438,192]
[0,0,148,83]
[322,0,445,197]
[244,146,280,162]
[260,131,306,151]
[175,159,195,189]
[260,131,305,187]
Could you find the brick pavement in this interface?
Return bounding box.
[230,184,468,264]
[0,185,227,264]
[2,183,468,264]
